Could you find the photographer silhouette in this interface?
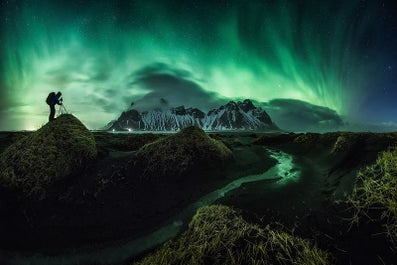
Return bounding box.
[46,91,63,122]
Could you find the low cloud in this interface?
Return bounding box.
[260,99,397,133]
[261,99,345,132]
[127,63,227,111]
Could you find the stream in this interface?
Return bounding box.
[3,149,300,265]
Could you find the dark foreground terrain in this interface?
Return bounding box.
[0,116,397,265]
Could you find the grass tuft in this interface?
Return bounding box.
[135,205,330,265]
[0,114,97,200]
[348,146,397,248]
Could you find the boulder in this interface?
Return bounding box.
[0,114,97,199]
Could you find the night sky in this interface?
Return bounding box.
[0,0,396,131]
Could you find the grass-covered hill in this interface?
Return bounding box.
[0,114,97,200]
[134,126,233,179]
[135,205,330,265]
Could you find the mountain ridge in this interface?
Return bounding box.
[107,99,279,131]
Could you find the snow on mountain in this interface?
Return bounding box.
[108,99,278,131]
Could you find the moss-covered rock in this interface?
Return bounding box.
[0,114,97,199]
[135,126,232,178]
[136,205,330,265]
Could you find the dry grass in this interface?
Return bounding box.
[0,114,97,199]
[135,205,330,265]
[135,126,233,178]
[348,146,397,248]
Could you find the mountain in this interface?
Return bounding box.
[202,100,275,130]
[108,99,278,131]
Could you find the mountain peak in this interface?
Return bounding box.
[172,106,186,115]
[225,101,238,110]
[239,99,256,112]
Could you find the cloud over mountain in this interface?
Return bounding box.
[262,99,345,132]
[127,63,226,111]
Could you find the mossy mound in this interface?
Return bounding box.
[330,133,357,153]
[0,114,97,199]
[135,126,232,178]
[293,133,320,144]
[349,147,397,248]
[136,205,330,265]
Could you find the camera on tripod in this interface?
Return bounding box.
[57,98,68,116]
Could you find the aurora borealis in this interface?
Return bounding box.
[0,0,396,131]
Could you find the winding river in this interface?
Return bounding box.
[4,149,299,265]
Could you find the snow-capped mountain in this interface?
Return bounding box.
[202,100,274,130]
[108,99,278,131]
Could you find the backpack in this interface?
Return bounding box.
[46,92,55,105]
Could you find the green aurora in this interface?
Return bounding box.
[0,0,395,130]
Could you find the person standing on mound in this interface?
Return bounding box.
[46,91,63,122]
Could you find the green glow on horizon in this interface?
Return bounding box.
[1,0,377,130]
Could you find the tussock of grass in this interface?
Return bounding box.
[349,147,397,248]
[136,205,330,265]
[231,138,244,147]
[0,114,97,199]
[331,133,357,153]
[135,126,233,178]
[293,133,320,144]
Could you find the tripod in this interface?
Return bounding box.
[57,103,69,117]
